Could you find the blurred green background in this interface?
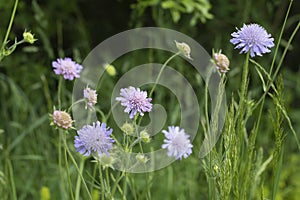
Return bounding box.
[0,0,300,199]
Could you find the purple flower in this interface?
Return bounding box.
[162,126,193,160]
[83,87,98,108]
[52,57,83,80]
[230,24,274,57]
[116,86,152,119]
[74,121,114,156]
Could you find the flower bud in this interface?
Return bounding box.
[213,52,230,73]
[104,63,116,76]
[136,153,148,164]
[23,31,37,44]
[121,122,134,135]
[52,110,72,130]
[83,87,98,108]
[140,130,151,143]
[175,40,192,59]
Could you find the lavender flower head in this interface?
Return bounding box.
[83,87,98,108]
[74,121,114,156]
[116,86,152,119]
[230,23,274,57]
[52,57,83,80]
[162,126,193,160]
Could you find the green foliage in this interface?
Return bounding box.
[131,0,213,26]
[1,0,300,199]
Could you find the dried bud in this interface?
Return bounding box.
[52,110,72,129]
[175,40,192,59]
[213,53,230,73]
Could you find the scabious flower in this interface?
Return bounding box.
[83,87,98,108]
[74,121,114,156]
[52,57,83,80]
[213,52,230,73]
[116,86,152,119]
[175,40,192,59]
[162,126,193,160]
[52,110,72,129]
[230,23,274,57]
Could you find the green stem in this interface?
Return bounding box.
[149,52,180,97]
[1,0,19,51]
[122,173,128,200]
[105,168,111,198]
[65,143,93,200]
[6,158,17,200]
[58,131,64,196]
[111,171,125,197]
[63,133,75,200]
[269,0,293,76]
[99,163,105,200]
[58,76,63,110]
[75,158,85,200]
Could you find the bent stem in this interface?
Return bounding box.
[149,51,180,97]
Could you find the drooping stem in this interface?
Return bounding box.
[149,51,180,97]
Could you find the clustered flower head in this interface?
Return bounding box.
[230,23,274,57]
[162,126,193,160]
[74,121,114,156]
[52,110,72,129]
[175,40,192,59]
[213,52,230,73]
[84,86,98,108]
[52,57,83,80]
[116,86,152,119]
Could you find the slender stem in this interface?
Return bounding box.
[269,0,293,75]
[253,3,298,111]
[149,52,180,97]
[75,158,85,200]
[58,131,63,195]
[65,143,93,200]
[99,163,105,200]
[105,168,111,198]
[63,133,75,200]
[122,172,128,200]
[68,99,85,112]
[58,76,63,110]
[6,158,17,200]
[1,0,19,51]
[111,171,125,196]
